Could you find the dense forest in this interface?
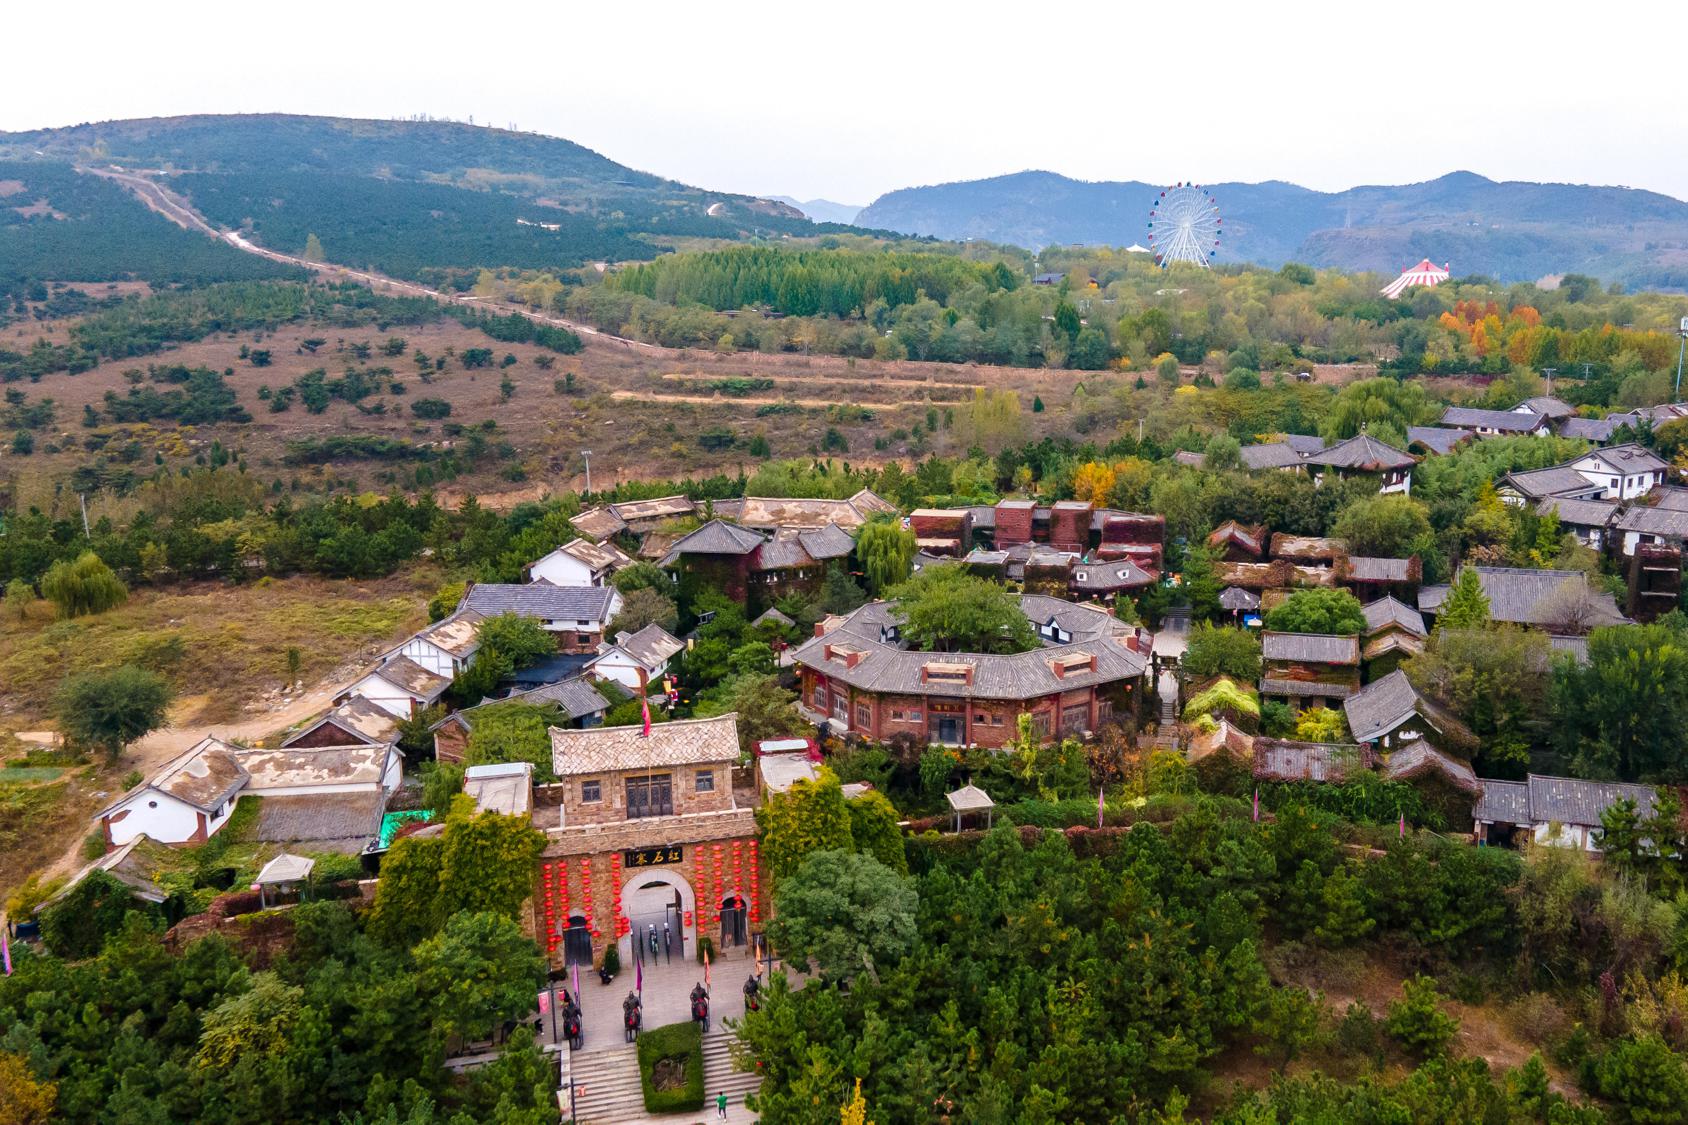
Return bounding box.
[558,242,1688,377]
[0,162,301,292]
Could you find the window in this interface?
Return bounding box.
[577,633,592,645]
[695,770,714,793]
[855,703,871,729]
[626,774,674,819]
[581,779,602,803]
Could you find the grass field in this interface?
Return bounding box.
[5,298,1371,506]
[0,570,437,727]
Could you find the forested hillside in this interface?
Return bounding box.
[0,115,863,285]
[0,161,301,293]
[856,169,1688,287]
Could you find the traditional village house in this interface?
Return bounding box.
[527,538,634,587]
[1438,406,1552,438]
[1419,566,1628,632]
[1359,596,1428,678]
[1259,631,1362,709]
[1342,669,1475,754]
[1499,443,1670,505]
[1473,774,1659,850]
[1406,426,1474,456]
[460,583,622,653]
[1208,520,1268,562]
[1238,442,1307,472]
[1382,741,1482,829]
[345,656,452,719]
[1336,555,1422,604]
[1536,496,1619,550]
[587,623,686,693]
[283,695,400,748]
[1301,433,1417,495]
[1252,738,1377,783]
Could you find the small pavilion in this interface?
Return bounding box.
[946,783,995,832]
[254,852,315,908]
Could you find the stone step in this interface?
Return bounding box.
[565,1032,761,1125]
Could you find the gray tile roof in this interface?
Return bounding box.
[1527,774,1658,827]
[1305,433,1416,471]
[1558,416,1622,442]
[792,597,1150,702]
[462,583,617,623]
[1174,450,1207,468]
[1441,406,1546,432]
[1419,566,1627,628]
[1240,442,1303,470]
[520,677,612,720]
[1582,443,1669,475]
[1549,635,1589,663]
[754,533,816,571]
[1536,497,1619,528]
[1219,586,1261,611]
[1283,434,1329,455]
[1614,504,1688,539]
[1518,396,1574,420]
[1503,465,1605,500]
[797,524,856,561]
[1407,426,1472,455]
[1262,631,1361,665]
[1363,596,1427,637]
[1472,779,1530,824]
[1653,488,1688,512]
[658,519,765,560]
[1343,669,1428,743]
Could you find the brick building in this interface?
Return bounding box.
[791,597,1153,747]
[533,714,765,972]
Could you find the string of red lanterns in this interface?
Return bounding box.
[542,861,557,956]
[580,858,596,939]
[747,839,762,928]
[609,852,625,938]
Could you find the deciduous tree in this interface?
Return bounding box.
[54,665,173,762]
[767,850,917,983]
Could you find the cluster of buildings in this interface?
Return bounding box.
[790,596,1154,749]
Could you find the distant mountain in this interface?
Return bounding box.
[770,196,863,225]
[857,169,1688,288]
[0,114,835,282]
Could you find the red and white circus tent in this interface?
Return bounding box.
[1381,258,1450,299]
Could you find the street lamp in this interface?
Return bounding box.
[581,450,593,495]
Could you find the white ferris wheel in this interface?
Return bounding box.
[1147,183,1222,269]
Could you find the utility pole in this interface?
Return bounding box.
[581,450,593,495]
[79,493,90,538]
[1541,367,1556,396]
[1676,316,1688,399]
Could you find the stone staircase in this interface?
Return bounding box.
[566,1029,759,1124]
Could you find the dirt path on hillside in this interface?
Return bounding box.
[610,389,926,409]
[86,166,666,354]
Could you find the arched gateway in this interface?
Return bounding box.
[620,866,696,964]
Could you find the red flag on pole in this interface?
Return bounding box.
[1252,789,1260,822]
[637,667,652,737]
[635,949,643,996]
[1399,811,1406,840]
[1096,785,1105,829]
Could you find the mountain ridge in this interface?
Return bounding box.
[856,169,1688,287]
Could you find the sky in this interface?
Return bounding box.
[7,0,1688,206]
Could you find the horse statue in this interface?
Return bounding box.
[562,1000,583,1050]
[743,974,761,1013]
[622,992,642,1042]
[690,982,710,1031]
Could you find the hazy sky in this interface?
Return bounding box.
[8,0,1688,205]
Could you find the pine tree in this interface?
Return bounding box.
[1438,566,1491,630]
[302,233,326,262]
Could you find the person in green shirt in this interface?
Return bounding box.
[716,1090,729,1119]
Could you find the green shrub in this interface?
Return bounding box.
[636,1020,704,1113]
[602,942,620,977]
[1385,975,1458,1058]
